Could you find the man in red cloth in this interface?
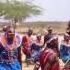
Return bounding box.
[22,29,34,59]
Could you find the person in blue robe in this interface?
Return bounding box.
[60,34,70,62]
[0,26,21,70]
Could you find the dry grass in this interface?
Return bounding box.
[0,21,68,35]
[15,22,68,35]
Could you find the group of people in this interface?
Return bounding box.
[22,25,70,70]
[0,23,70,70]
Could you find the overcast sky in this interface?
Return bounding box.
[1,0,70,21]
[25,0,70,22]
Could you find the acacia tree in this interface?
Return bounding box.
[0,0,42,22]
[0,0,42,32]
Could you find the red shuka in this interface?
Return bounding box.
[40,49,60,70]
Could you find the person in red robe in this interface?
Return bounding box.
[33,36,60,70]
[22,29,33,59]
[40,49,60,70]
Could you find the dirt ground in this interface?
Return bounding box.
[22,53,34,70]
[22,53,65,70]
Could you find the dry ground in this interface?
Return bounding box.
[3,22,67,35]
[16,22,67,35]
[22,53,65,70]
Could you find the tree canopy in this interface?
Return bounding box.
[0,0,42,21]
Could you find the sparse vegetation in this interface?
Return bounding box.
[0,22,68,34]
[13,22,68,35]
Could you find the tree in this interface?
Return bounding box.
[0,0,42,22]
[0,0,42,32]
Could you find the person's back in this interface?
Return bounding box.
[40,49,60,70]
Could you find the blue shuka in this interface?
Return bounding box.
[60,44,70,62]
[0,41,21,70]
[30,43,42,62]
